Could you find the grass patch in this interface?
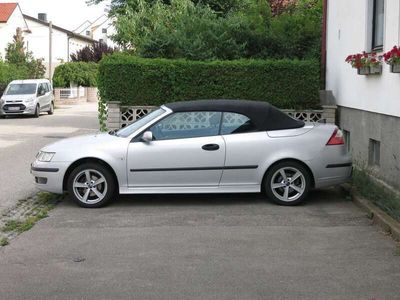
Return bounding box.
[0,237,8,247]
[352,169,400,223]
[1,192,61,236]
[2,217,37,233]
[395,245,400,256]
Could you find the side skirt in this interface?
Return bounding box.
[119,185,261,194]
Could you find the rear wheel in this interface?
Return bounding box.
[264,161,311,206]
[34,104,40,118]
[67,163,116,208]
[48,102,54,115]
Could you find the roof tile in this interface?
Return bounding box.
[0,3,17,23]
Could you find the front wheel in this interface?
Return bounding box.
[34,104,40,118]
[67,163,116,208]
[48,102,54,115]
[264,161,311,206]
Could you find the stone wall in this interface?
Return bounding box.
[54,87,98,105]
[338,106,400,190]
[106,102,337,131]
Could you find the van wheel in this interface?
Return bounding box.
[264,161,311,206]
[34,104,40,118]
[48,102,54,115]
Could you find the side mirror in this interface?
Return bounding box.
[141,131,153,143]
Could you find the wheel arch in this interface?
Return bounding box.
[261,158,315,191]
[62,157,119,191]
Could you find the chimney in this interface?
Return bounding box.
[38,13,47,22]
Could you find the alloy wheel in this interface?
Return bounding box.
[72,169,108,204]
[270,167,306,202]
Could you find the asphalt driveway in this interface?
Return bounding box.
[0,102,99,212]
[0,188,399,300]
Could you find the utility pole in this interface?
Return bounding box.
[49,21,53,82]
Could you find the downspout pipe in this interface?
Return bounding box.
[321,0,328,90]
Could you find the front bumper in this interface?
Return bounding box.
[31,160,70,194]
[1,103,35,115]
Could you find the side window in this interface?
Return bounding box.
[220,112,257,135]
[149,111,222,141]
[37,84,43,95]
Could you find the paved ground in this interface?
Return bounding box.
[0,103,99,212]
[0,188,399,300]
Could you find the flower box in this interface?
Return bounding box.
[390,64,400,73]
[346,51,382,76]
[384,46,400,73]
[357,67,370,75]
[369,65,382,75]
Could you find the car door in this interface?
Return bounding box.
[219,112,268,186]
[37,83,47,108]
[127,111,226,188]
[45,83,52,106]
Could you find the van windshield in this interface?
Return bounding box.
[5,84,37,95]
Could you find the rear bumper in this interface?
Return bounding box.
[314,163,352,188]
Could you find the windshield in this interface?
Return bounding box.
[116,108,166,138]
[5,84,37,95]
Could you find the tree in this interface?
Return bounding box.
[5,28,26,65]
[5,28,46,78]
[269,0,297,16]
[266,0,323,59]
[112,0,271,59]
[90,0,323,60]
[89,0,245,16]
[70,42,117,62]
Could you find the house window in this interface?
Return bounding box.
[86,30,90,36]
[343,130,351,152]
[368,139,380,167]
[102,28,107,34]
[372,0,384,50]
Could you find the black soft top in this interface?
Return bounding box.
[165,100,304,131]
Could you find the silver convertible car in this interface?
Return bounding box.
[31,100,352,208]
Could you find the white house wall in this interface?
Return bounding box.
[326,0,400,118]
[24,19,92,77]
[25,19,69,63]
[69,37,91,57]
[0,8,28,59]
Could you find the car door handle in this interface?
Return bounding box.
[202,144,220,151]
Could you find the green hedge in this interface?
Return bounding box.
[53,62,98,88]
[98,54,320,109]
[0,62,30,95]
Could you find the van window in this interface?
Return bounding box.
[5,84,37,95]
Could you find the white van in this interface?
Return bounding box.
[0,79,54,118]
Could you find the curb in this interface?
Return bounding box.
[341,184,400,242]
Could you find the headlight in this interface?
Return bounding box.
[25,98,35,104]
[36,151,55,162]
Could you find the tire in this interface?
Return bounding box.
[67,163,116,208]
[34,104,40,118]
[48,102,54,115]
[264,161,311,206]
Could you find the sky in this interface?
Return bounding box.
[0,0,111,31]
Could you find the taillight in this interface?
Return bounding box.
[326,128,344,145]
